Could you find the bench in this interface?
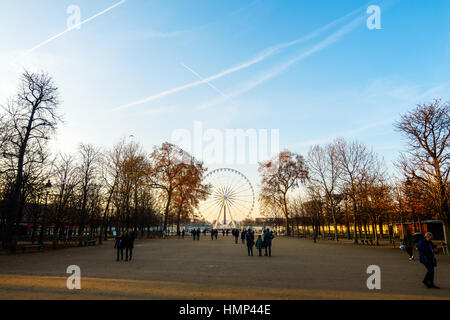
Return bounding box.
[21,244,44,253]
[85,239,96,246]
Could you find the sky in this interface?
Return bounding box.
[0,0,449,219]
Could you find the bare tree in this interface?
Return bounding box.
[1,70,61,251]
[307,143,342,241]
[50,153,79,249]
[395,99,449,243]
[358,159,390,245]
[76,143,102,241]
[336,138,376,244]
[98,139,126,243]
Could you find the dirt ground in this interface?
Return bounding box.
[0,235,449,300]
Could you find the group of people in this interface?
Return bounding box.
[179,228,231,240]
[115,224,440,290]
[184,226,276,257]
[402,230,441,289]
[114,229,136,261]
[242,228,274,257]
[190,228,202,240]
[210,229,219,240]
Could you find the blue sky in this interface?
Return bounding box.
[1,0,449,215]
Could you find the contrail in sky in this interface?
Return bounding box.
[197,13,367,110]
[22,0,127,58]
[180,62,234,102]
[113,3,369,111]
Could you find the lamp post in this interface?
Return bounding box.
[38,180,52,245]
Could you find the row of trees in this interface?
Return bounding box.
[0,70,209,252]
[259,100,449,244]
[1,70,447,251]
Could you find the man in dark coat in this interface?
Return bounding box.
[263,228,274,257]
[124,229,135,261]
[234,229,240,244]
[245,230,254,256]
[196,228,201,240]
[417,232,439,289]
[114,231,124,261]
[241,229,246,244]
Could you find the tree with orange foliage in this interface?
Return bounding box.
[149,143,208,232]
[258,150,308,236]
[171,156,209,236]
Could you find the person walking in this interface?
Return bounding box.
[114,231,124,261]
[255,235,263,256]
[241,229,246,244]
[263,228,274,257]
[246,229,255,256]
[417,232,439,289]
[214,229,218,240]
[181,229,185,239]
[191,229,196,241]
[313,230,318,243]
[196,228,201,240]
[124,229,135,261]
[403,229,415,260]
[234,229,240,244]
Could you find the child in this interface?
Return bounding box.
[255,235,263,256]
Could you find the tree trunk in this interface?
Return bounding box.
[283,194,290,236]
[352,201,358,244]
[176,204,182,237]
[52,221,60,249]
[163,191,172,232]
[331,206,338,242]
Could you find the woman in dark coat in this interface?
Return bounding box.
[114,231,124,261]
[417,232,439,289]
[245,231,254,256]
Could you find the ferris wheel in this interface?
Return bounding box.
[198,168,255,229]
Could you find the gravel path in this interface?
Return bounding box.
[0,235,449,299]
